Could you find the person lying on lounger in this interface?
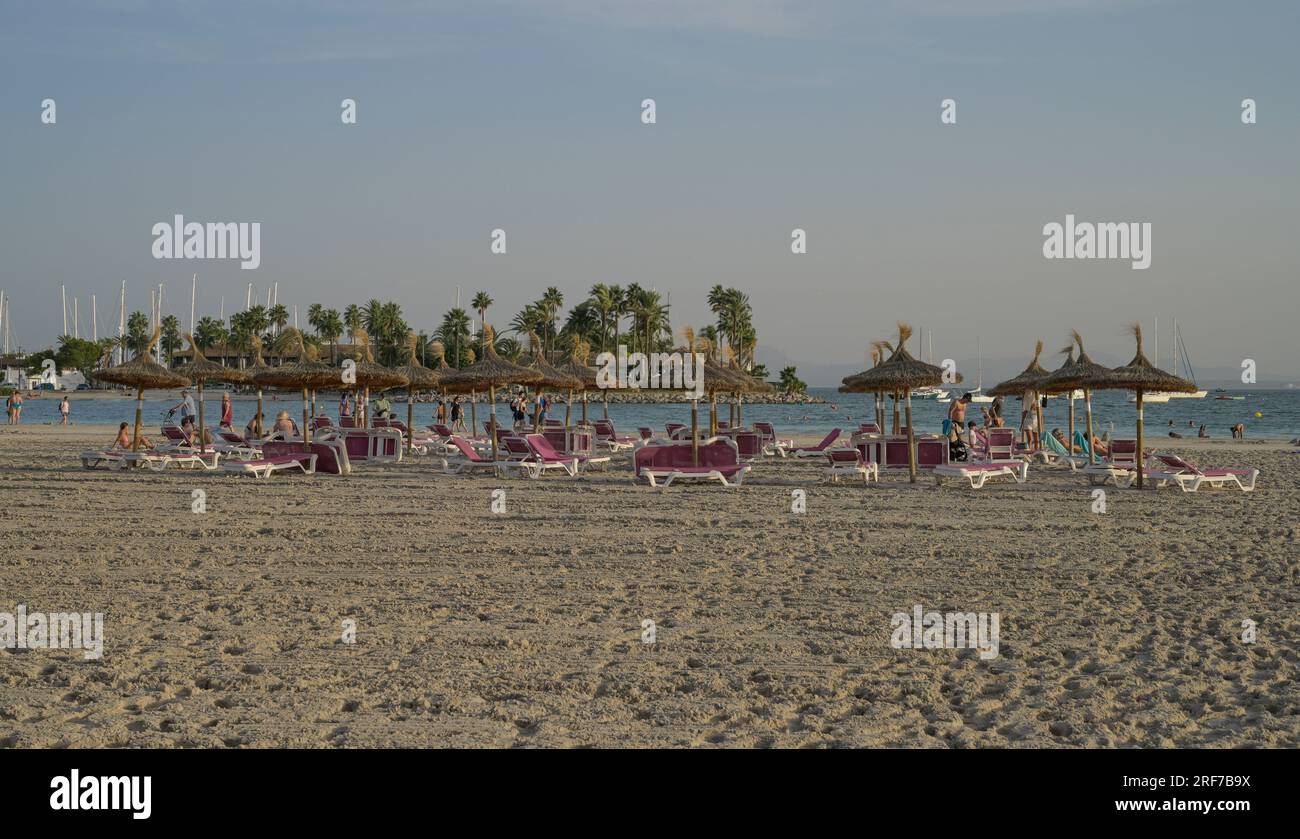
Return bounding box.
[112,422,151,450]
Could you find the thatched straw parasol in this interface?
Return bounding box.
[551,338,599,425]
[90,326,188,452]
[1039,342,1079,455]
[840,343,889,430]
[246,336,272,437]
[343,330,409,428]
[441,326,543,460]
[1074,324,1196,488]
[988,340,1049,445]
[1044,330,1118,466]
[176,333,251,454]
[523,332,582,430]
[839,323,953,482]
[392,332,442,453]
[252,328,337,449]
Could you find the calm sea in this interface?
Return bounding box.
[15,387,1300,441]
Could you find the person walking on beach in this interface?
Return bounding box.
[435,399,447,425]
[219,392,234,430]
[945,392,970,438]
[339,392,352,420]
[7,391,22,424]
[1019,390,1039,449]
[170,390,195,425]
[59,396,70,425]
[450,397,465,432]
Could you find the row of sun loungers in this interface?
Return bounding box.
[75,416,1259,493]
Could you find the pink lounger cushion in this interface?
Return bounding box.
[634,439,749,487]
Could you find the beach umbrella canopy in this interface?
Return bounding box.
[1039,330,1113,465]
[988,340,1050,445]
[837,323,954,482]
[1079,324,1196,487]
[175,333,251,454]
[252,329,337,447]
[340,330,409,429]
[441,326,543,459]
[987,340,1050,397]
[523,332,582,392]
[90,326,189,452]
[391,332,442,453]
[550,338,599,425]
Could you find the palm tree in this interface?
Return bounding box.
[316,308,343,363]
[777,366,806,395]
[268,303,289,336]
[435,308,473,368]
[561,301,602,350]
[589,284,616,353]
[160,315,182,363]
[126,311,150,355]
[194,317,228,363]
[343,304,362,345]
[472,292,493,352]
[609,284,626,352]
[539,287,564,354]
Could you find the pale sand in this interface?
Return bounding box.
[0,424,1296,748]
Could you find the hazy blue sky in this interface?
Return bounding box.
[2,0,1297,383]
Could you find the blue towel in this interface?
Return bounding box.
[1073,431,1092,455]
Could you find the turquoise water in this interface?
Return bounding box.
[12,387,1300,440]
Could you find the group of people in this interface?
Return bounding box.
[425,390,554,434]
[943,391,1110,461]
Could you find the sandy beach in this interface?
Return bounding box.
[0,424,1295,748]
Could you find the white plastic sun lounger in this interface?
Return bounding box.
[933,460,1028,489]
[822,448,877,484]
[1146,453,1258,493]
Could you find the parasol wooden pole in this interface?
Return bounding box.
[488,385,499,461]
[310,390,317,424]
[1035,394,1044,451]
[905,389,916,483]
[131,385,144,452]
[300,387,311,450]
[691,398,699,466]
[470,390,478,436]
[737,393,743,427]
[602,390,609,420]
[1067,391,1075,454]
[893,392,901,435]
[710,393,717,436]
[1135,389,1145,489]
[581,391,588,424]
[407,389,415,454]
[196,380,206,454]
[1085,388,1096,465]
[363,386,370,429]
[256,387,264,437]
[565,388,573,426]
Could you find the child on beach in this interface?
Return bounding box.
[59,396,70,425]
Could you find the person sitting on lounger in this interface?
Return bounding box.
[244,413,263,441]
[113,422,152,450]
[180,415,212,445]
[272,410,299,438]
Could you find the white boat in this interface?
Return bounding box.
[913,386,948,400]
[1139,319,1207,401]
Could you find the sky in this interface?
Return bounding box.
[1,0,1297,384]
